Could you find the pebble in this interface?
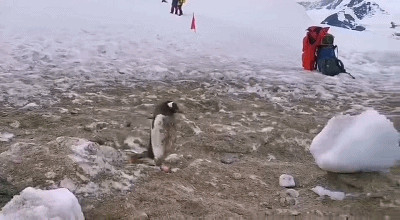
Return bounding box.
[165,154,183,164]
[9,121,20,128]
[45,171,57,179]
[314,210,324,216]
[70,108,80,115]
[220,153,239,164]
[160,165,170,173]
[286,189,299,198]
[232,173,242,180]
[131,211,149,220]
[260,202,272,209]
[276,209,300,216]
[84,122,108,131]
[279,174,295,187]
[171,168,180,173]
[278,189,299,207]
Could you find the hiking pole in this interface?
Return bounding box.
[345,72,355,79]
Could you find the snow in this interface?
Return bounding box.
[310,109,400,173]
[312,186,346,200]
[65,137,135,194]
[0,187,84,220]
[0,132,14,142]
[0,0,399,109]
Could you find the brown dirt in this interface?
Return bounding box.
[1,80,400,219]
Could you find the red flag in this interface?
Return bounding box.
[191,13,196,32]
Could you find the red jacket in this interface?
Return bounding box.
[302,26,329,71]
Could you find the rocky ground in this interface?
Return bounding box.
[1,78,400,219]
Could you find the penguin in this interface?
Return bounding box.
[147,101,182,167]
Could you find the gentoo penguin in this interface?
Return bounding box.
[148,101,182,167]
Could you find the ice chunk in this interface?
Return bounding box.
[312,186,345,201]
[310,110,400,173]
[0,187,84,220]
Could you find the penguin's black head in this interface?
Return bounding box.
[155,101,182,116]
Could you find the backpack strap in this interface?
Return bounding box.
[336,59,356,79]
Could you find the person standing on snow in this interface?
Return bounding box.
[170,0,179,14]
[177,0,186,16]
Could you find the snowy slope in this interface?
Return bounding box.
[298,0,400,33]
[0,0,399,108]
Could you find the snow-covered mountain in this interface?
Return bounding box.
[298,0,399,32]
[299,0,387,19]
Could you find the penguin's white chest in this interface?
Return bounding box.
[151,114,167,160]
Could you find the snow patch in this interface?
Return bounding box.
[0,132,14,142]
[0,187,84,220]
[58,137,135,195]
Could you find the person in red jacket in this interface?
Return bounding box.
[302,26,329,71]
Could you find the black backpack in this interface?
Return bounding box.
[317,46,355,79]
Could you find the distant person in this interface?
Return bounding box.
[171,0,178,15]
[162,0,167,3]
[177,0,186,16]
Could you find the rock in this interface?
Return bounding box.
[165,154,183,164]
[171,168,180,173]
[232,173,242,180]
[70,108,80,115]
[21,103,39,110]
[279,197,286,206]
[286,189,299,198]
[220,153,239,164]
[0,178,18,207]
[276,209,300,216]
[45,171,57,179]
[60,178,77,192]
[267,154,276,161]
[290,210,300,216]
[279,189,299,207]
[189,159,204,167]
[0,132,14,142]
[259,201,271,208]
[279,174,295,187]
[130,211,149,220]
[160,165,170,173]
[84,122,108,131]
[314,210,324,216]
[9,121,20,128]
[287,197,297,206]
[321,12,365,31]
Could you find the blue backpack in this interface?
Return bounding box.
[316,45,355,79]
[317,46,344,76]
